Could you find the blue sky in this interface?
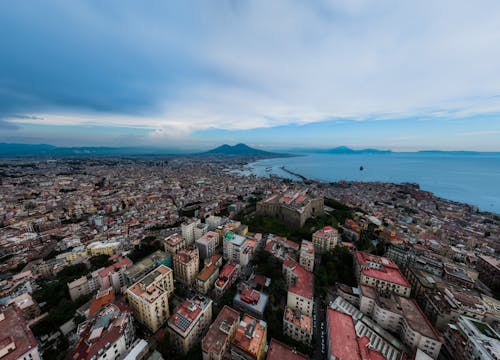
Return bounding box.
[1,0,500,151]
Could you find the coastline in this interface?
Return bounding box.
[237,155,500,217]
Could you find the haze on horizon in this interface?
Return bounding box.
[1,1,500,151]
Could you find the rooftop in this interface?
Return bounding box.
[197,255,221,282]
[196,231,219,245]
[313,226,339,239]
[284,307,312,333]
[232,314,267,358]
[355,252,410,288]
[0,306,38,360]
[266,338,309,360]
[284,257,314,300]
[165,233,183,246]
[168,296,212,336]
[201,305,240,356]
[397,297,442,341]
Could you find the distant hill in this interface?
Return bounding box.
[0,143,184,157]
[202,143,279,156]
[311,146,392,154]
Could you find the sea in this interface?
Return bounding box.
[243,152,500,214]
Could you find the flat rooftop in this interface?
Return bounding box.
[266,338,309,360]
[0,306,38,360]
[202,305,240,356]
[232,315,267,358]
[356,252,410,288]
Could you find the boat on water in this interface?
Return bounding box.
[265,166,272,172]
[360,166,364,171]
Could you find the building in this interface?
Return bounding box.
[283,256,314,316]
[264,235,299,261]
[256,189,324,229]
[358,285,442,359]
[443,315,499,360]
[299,240,314,272]
[167,296,213,355]
[68,303,135,360]
[266,338,309,360]
[68,268,103,301]
[97,257,133,293]
[173,246,200,287]
[164,233,186,257]
[223,232,253,266]
[330,296,409,360]
[201,305,240,360]
[233,285,269,319]
[195,231,219,260]
[124,250,169,285]
[181,218,201,245]
[230,314,267,360]
[126,265,173,332]
[326,307,386,360]
[476,255,500,289]
[205,215,223,230]
[194,223,209,241]
[0,305,41,360]
[214,263,240,297]
[283,307,313,345]
[196,254,222,294]
[6,293,41,321]
[354,252,411,298]
[86,241,120,256]
[312,226,339,254]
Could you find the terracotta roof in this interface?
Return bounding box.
[266,338,309,360]
[355,252,410,287]
[89,289,115,317]
[0,306,38,360]
[202,305,240,356]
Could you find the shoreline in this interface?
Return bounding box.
[239,157,500,217]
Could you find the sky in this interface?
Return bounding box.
[1,0,500,151]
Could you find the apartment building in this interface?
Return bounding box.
[354,252,412,298]
[283,256,314,316]
[312,226,339,254]
[164,233,186,257]
[69,303,135,360]
[97,257,132,293]
[299,240,314,272]
[283,307,313,345]
[173,246,200,287]
[223,232,251,265]
[230,314,267,360]
[0,305,41,360]
[195,231,219,260]
[124,250,169,285]
[167,296,213,355]
[233,285,269,320]
[68,268,103,301]
[194,223,209,241]
[181,218,201,245]
[126,265,174,332]
[266,339,309,360]
[201,305,240,360]
[196,254,222,294]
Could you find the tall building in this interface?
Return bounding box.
[164,233,186,257]
[167,296,213,355]
[283,307,313,345]
[173,246,200,287]
[233,285,269,320]
[69,303,135,360]
[230,314,267,360]
[194,223,209,241]
[283,256,314,316]
[182,218,201,245]
[312,226,338,254]
[0,305,41,360]
[299,240,314,272]
[205,215,222,230]
[223,232,252,266]
[126,265,174,332]
[195,231,219,260]
[201,305,240,360]
[476,255,500,289]
[354,252,411,298]
[124,250,169,285]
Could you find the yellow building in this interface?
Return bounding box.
[87,241,120,256]
[126,265,174,332]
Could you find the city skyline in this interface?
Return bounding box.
[1,1,500,151]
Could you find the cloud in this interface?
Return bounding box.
[1,0,500,139]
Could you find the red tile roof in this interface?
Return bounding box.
[355,252,410,287]
[89,289,115,317]
[284,257,313,300]
[0,306,38,360]
[266,338,309,360]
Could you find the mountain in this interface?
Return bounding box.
[0,143,185,157]
[202,143,278,156]
[303,146,392,154]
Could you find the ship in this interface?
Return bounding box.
[265,166,272,172]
